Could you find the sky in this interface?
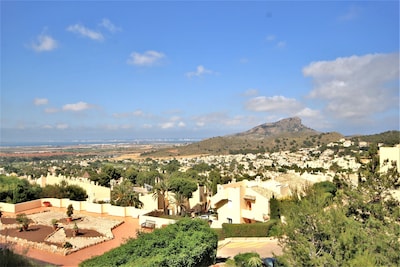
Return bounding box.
[1,1,399,144]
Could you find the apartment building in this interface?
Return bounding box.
[379,146,400,173]
[209,179,287,228]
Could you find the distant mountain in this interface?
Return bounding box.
[233,117,319,138]
[142,117,343,158]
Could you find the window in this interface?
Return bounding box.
[246,200,252,210]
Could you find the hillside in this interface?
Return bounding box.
[141,117,343,158]
[350,130,400,146]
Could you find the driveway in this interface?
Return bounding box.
[217,237,282,259]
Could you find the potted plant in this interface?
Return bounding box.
[66,204,74,222]
[51,219,58,230]
[16,213,29,231]
[63,242,73,249]
[72,222,79,237]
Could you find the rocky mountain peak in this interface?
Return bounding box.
[235,117,319,137]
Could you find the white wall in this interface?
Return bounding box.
[380,147,400,173]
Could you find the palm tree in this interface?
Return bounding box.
[172,192,187,216]
[111,180,130,205]
[152,177,170,215]
[248,256,263,267]
[125,192,143,208]
[111,179,143,208]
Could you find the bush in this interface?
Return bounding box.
[63,242,73,249]
[0,247,37,267]
[16,213,29,230]
[222,220,279,238]
[0,175,42,204]
[234,252,261,267]
[40,182,87,201]
[79,218,218,267]
[66,204,74,218]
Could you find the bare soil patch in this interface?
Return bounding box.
[0,224,55,243]
[1,217,34,225]
[64,228,103,238]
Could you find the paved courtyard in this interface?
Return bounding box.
[2,207,283,266]
[1,207,140,266]
[217,237,282,259]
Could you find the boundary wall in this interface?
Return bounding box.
[0,198,150,219]
[35,174,111,202]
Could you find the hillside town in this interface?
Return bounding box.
[0,134,399,266]
[1,138,399,226]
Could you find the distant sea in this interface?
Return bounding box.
[0,138,201,148]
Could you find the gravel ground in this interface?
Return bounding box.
[1,210,123,251]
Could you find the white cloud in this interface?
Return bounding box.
[99,18,121,33]
[67,24,104,41]
[276,41,286,48]
[186,65,214,78]
[34,98,48,106]
[113,109,146,118]
[303,53,399,119]
[133,110,144,116]
[295,108,321,119]
[62,101,92,112]
[142,124,153,129]
[158,116,186,129]
[338,5,361,21]
[56,123,69,129]
[127,50,165,66]
[31,34,58,52]
[160,122,175,129]
[266,35,276,42]
[120,124,133,129]
[169,116,181,122]
[245,95,302,113]
[266,34,286,49]
[192,112,253,129]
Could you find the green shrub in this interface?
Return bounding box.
[0,246,50,267]
[234,252,261,267]
[222,220,279,238]
[80,218,218,267]
[213,227,225,240]
[0,175,42,204]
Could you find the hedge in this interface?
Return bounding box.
[221,220,279,238]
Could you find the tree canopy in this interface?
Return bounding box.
[111,180,143,208]
[278,149,400,266]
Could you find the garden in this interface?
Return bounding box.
[0,207,123,255]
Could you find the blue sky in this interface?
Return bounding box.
[1,1,399,143]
